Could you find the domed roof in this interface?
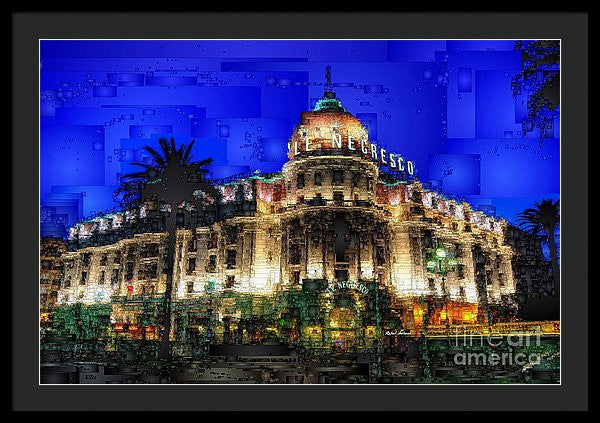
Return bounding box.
[286,103,369,161]
[285,66,416,176]
[313,90,346,113]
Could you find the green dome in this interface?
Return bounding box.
[313,91,346,112]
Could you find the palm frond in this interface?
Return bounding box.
[143,146,166,166]
[176,144,185,162]
[116,138,214,210]
[122,171,150,180]
[131,162,156,170]
[158,138,171,160]
[182,140,195,163]
[194,157,213,167]
[517,198,560,235]
[170,137,177,156]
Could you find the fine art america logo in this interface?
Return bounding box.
[450,330,543,367]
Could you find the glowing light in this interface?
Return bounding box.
[426,260,437,272]
[435,248,447,259]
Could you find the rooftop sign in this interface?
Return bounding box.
[288,127,415,175]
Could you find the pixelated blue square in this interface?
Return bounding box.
[218,125,230,138]
[356,113,378,141]
[93,85,117,97]
[458,68,472,93]
[260,138,287,162]
[428,154,481,195]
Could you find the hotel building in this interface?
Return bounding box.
[56,90,517,350]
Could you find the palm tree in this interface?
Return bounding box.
[517,199,560,300]
[116,137,216,361]
[511,41,560,147]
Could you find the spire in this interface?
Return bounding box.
[325,66,332,90]
[324,65,335,99]
[313,66,346,112]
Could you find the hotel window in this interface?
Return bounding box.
[206,237,215,250]
[226,250,237,269]
[141,243,159,258]
[297,173,305,188]
[352,173,360,187]
[226,275,235,288]
[428,278,436,291]
[187,258,196,274]
[113,252,121,264]
[293,271,300,286]
[187,281,194,294]
[100,254,108,266]
[207,255,217,273]
[82,253,91,268]
[80,271,88,285]
[314,172,322,186]
[111,269,119,287]
[289,245,301,265]
[333,169,343,185]
[376,246,386,265]
[335,269,348,282]
[125,262,135,281]
[333,191,344,205]
[64,277,71,288]
[455,244,463,258]
[226,227,238,245]
[139,262,157,280]
[422,230,434,248]
[98,271,105,285]
[457,265,465,279]
[127,246,136,258]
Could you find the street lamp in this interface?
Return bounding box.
[425,246,458,333]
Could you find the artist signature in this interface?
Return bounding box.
[384,329,412,336]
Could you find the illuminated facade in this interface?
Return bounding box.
[58,91,517,347]
[40,237,67,314]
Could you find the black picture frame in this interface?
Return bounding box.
[12,12,588,411]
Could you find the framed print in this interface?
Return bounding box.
[13,12,588,412]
